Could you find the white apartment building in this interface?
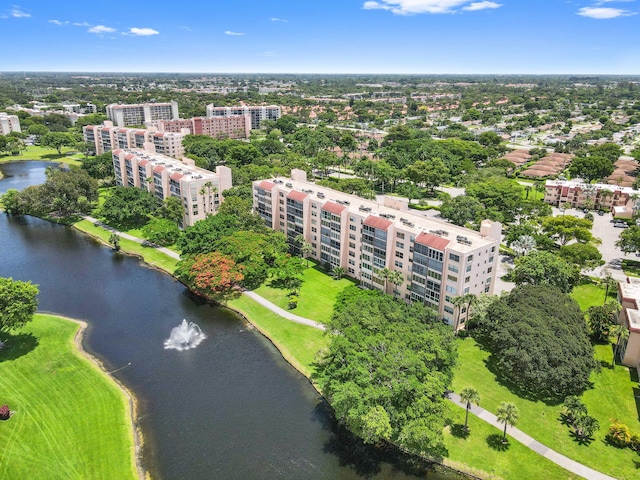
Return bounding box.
[151,116,251,139]
[206,104,281,130]
[616,281,640,369]
[84,122,187,159]
[0,113,21,135]
[106,101,179,127]
[544,180,639,217]
[253,170,501,325]
[112,148,232,227]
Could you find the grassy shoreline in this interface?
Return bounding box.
[0,146,83,167]
[0,314,141,480]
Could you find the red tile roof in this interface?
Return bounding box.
[170,172,183,181]
[125,153,136,161]
[415,232,450,251]
[153,165,165,173]
[322,202,346,215]
[113,148,123,155]
[257,180,276,191]
[138,159,149,166]
[287,190,308,202]
[363,215,393,231]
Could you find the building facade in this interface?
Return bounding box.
[544,180,639,216]
[616,281,640,369]
[206,105,281,130]
[152,115,251,139]
[106,101,179,127]
[0,112,21,135]
[112,148,232,227]
[253,170,501,325]
[84,122,187,159]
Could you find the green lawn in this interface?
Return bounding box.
[73,219,179,274]
[0,146,82,167]
[444,405,580,480]
[253,263,356,324]
[452,337,640,480]
[0,314,137,480]
[623,259,640,278]
[228,295,328,378]
[571,281,615,311]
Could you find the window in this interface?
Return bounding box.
[394,260,403,268]
[446,285,457,294]
[467,255,474,262]
[465,276,470,283]
[447,275,457,282]
[491,246,496,253]
[488,256,494,263]
[396,241,404,249]
[449,253,460,262]
[350,225,356,231]
[349,242,356,248]
[448,264,459,273]
[466,265,472,272]
[349,233,356,240]
[464,287,470,294]
[395,251,403,259]
[397,232,405,239]
[487,267,492,273]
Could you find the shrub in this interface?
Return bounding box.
[607,422,632,448]
[0,405,10,420]
[288,295,298,310]
[630,433,640,453]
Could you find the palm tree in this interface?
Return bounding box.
[511,235,536,256]
[378,267,392,294]
[459,387,480,431]
[601,271,618,304]
[496,402,520,443]
[452,295,466,332]
[611,324,630,365]
[388,270,404,299]
[300,242,313,267]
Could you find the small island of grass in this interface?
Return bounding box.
[0,314,139,480]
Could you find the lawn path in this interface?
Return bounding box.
[448,392,616,480]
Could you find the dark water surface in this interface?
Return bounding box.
[0,161,461,480]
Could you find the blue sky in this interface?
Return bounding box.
[1,1,639,74]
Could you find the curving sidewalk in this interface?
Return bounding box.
[448,392,616,480]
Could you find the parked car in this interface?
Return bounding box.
[597,211,605,216]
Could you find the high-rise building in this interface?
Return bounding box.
[83,122,188,159]
[0,112,21,135]
[106,101,179,127]
[152,115,251,139]
[253,170,501,325]
[206,105,281,130]
[112,148,232,227]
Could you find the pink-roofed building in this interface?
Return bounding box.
[252,169,501,324]
[616,281,640,369]
[112,149,232,227]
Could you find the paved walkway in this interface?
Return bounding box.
[448,392,616,480]
[82,216,325,331]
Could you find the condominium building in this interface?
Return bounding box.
[84,122,187,159]
[253,170,501,325]
[112,148,232,227]
[544,180,639,217]
[206,105,281,130]
[106,101,179,127]
[616,281,640,369]
[0,112,21,135]
[152,115,251,139]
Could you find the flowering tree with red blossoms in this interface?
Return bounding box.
[178,252,244,303]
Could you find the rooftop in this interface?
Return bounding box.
[113,148,217,182]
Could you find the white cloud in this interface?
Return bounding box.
[49,19,69,26]
[73,22,91,27]
[362,0,498,14]
[462,1,501,11]
[88,25,116,34]
[10,6,30,18]
[128,27,159,36]
[225,30,245,35]
[577,6,635,18]
[271,17,287,22]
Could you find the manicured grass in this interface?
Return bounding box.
[0,314,137,480]
[73,219,179,274]
[253,263,356,324]
[0,146,82,167]
[444,406,580,480]
[228,295,328,377]
[571,281,614,311]
[452,337,640,480]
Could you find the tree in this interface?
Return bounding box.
[466,178,524,222]
[616,225,640,255]
[160,196,184,225]
[541,216,595,246]
[611,324,630,365]
[573,414,600,441]
[108,233,121,251]
[568,156,614,183]
[439,196,486,228]
[81,152,114,180]
[496,402,520,442]
[562,396,587,424]
[512,250,578,293]
[387,270,404,299]
[40,132,76,155]
[315,287,456,457]
[459,387,480,431]
[176,252,244,303]
[558,243,604,271]
[300,242,313,267]
[142,218,181,246]
[601,271,618,304]
[331,266,346,280]
[587,302,618,342]
[0,277,39,334]
[511,235,536,256]
[100,187,157,228]
[483,285,596,400]
[405,158,449,193]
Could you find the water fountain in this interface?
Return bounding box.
[164,319,206,351]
